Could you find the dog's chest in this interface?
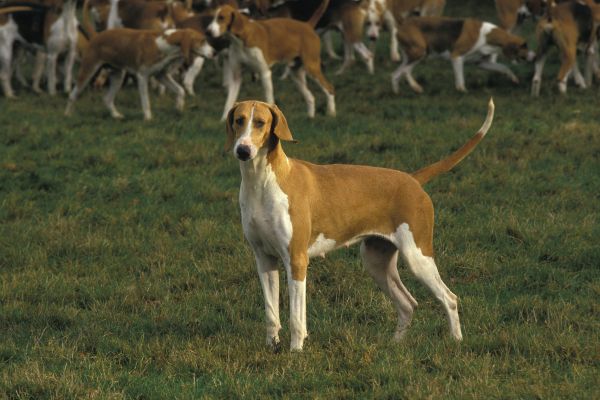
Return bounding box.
[239,165,292,259]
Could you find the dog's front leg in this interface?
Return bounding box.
[221,56,242,121]
[136,73,153,121]
[451,56,467,92]
[45,52,59,96]
[259,68,274,104]
[254,251,281,349]
[286,253,309,351]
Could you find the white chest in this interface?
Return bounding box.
[239,163,293,260]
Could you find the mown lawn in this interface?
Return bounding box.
[1,1,599,399]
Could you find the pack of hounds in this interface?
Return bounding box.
[1,0,599,120]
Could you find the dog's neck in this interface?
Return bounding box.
[240,142,290,189]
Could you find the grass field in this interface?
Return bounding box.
[1,1,599,398]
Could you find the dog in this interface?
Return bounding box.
[207,2,336,120]
[225,99,494,351]
[0,0,78,97]
[391,17,530,93]
[64,27,214,120]
[249,0,375,74]
[531,0,600,96]
[495,0,547,32]
[83,0,174,31]
[365,0,446,62]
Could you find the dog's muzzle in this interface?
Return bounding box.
[236,145,251,161]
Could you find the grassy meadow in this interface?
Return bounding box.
[1,1,599,398]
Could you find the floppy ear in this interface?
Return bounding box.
[224,103,240,151]
[268,104,296,143]
[228,9,245,35]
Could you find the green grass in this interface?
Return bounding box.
[1,2,599,399]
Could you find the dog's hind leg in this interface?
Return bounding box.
[103,70,126,119]
[394,223,462,341]
[136,73,153,121]
[289,67,315,118]
[361,237,417,341]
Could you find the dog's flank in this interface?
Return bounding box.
[226,99,494,351]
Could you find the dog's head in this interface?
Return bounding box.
[207,4,243,38]
[502,36,531,61]
[166,29,215,63]
[365,0,386,42]
[225,101,296,161]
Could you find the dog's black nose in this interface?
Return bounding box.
[236,145,251,161]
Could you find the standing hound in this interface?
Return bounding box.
[225,99,494,351]
[207,2,336,120]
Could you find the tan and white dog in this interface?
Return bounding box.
[225,99,495,351]
[207,3,336,120]
[65,28,214,120]
[531,0,600,96]
[391,17,530,93]
[365,0,446,62]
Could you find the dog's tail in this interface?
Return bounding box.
[307,0,330,28]
[0,5,34,15]
[82,0,97,38]
[411,98,494,186]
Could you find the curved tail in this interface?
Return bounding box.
[0,6,34,15]
[307,0,330,28]
[82,0,97,38]
[411,98,494,185]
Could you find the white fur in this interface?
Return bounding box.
[207,9,221,38]
[0,17,19,97]
[308,233,337,258]
[107,0,123,29]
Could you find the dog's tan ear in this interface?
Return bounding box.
[224,103,240,151]
[268,104,296,143]
[228,9,244,35]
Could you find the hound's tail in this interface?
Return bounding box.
[82,0,97,38]
[307,0,330,28]
[0,5,34,15]
[411,98,494,186]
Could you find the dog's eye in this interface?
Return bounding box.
[255,120,265,128]
[235,117,245,125]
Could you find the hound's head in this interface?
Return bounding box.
[207,5,242,38]
[365,0,386,41]
[225,101,296,162]
[166,29,215,63]
[502,36,531,61]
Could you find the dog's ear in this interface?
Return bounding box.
[224,102,240,151]
[268,104,296,143]
[228,8,244,35]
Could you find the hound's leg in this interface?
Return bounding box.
[45,52,58,96]
[259,67,274,104]
[221,57,242,121]
[289,67,315,118]
[361,238,417,341]
[384,10,400,62]
[354,42,374,74]
[63,43,77,93]
[136,73,152,121]
[103,70,126,119]
[254,250,282,349]
[394,224,462,340]
[335,41,355,75]
[0,43,16,98]
[32,51,46,93]
[451,56,467,92]
[65,61,103,116]
[183,56,205,96]
[286,253,309,351]
[572,60,587,89]
[531,54,546,97]
[323,30,341,60]
[158,72,186,111]
[477,60,519,83]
